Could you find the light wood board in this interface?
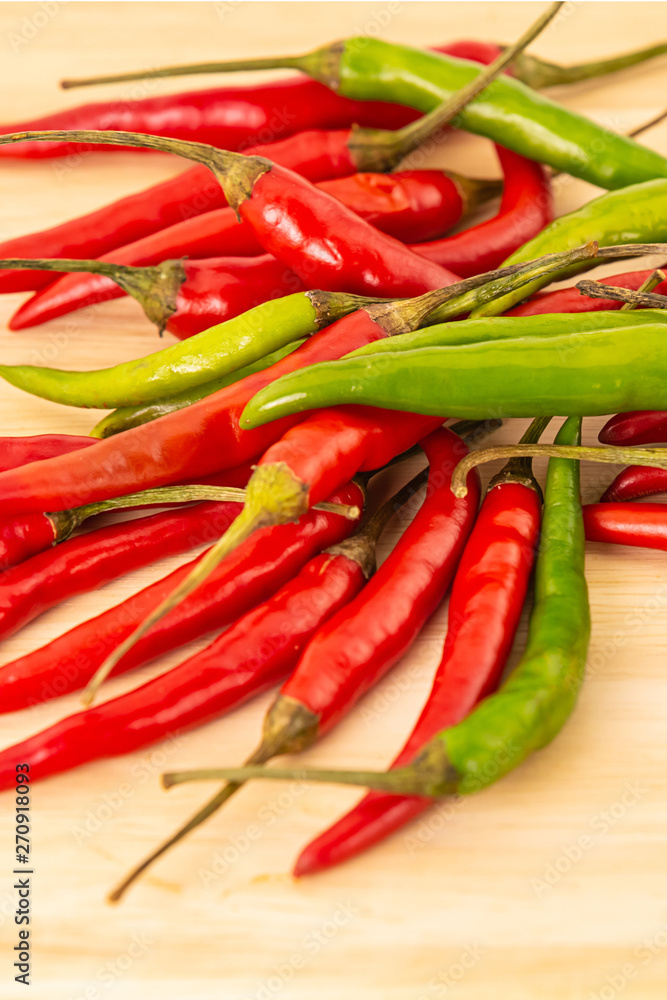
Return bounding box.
[1,3,667,998]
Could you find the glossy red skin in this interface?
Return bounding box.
[238,165,460,296]
[12,170,464,326]
[0,482,361,713]
[0,514,56,571]
[0,549,366,788]
[0,310,392,516]
[599,410,667,446]
[506,269,667,317]
[0,78,419,160]
[281,428,480,734]
[413,147,553,278]
[600,467,667,503]
[0,129,359,295]
[294,480,540,877]
[584,502,667,550]
[10,255,304,337]
[0,434,95,472]
[259,407,443,508]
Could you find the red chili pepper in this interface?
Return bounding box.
[599,466,667,503]
[218,154,461,296]
[293,433,544,876]
[584,502,667,550]
[10,255,304,338]
[0,129,359,295]
[506,268,667,317]
[192,425,480,826]
[0,465,258,637]
[599,410,667,446]
[0,289,452,516]
[0,434,95,472]
[0,482,361,713]
[413,146,553,278]
[0,462,253,574]
[0,78,420,160]
[0,540,368,791]
[11,168,492,331]
[0,514,61,572]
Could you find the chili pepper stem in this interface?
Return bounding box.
[59,38,667,91]
[488,415,552,493]
[349,1,564,172]
[451,443,667,498]
[0,257,186,335]
[79,463,315,707]
[161,758,454,797]
[620,269,665,311]
[577,277,667,310]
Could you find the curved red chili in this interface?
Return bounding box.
[11,168,489,331]
[0,514,59,572]
[599,466,667,503]
[584,502,667,550]
[599,410,667,446]
[0,482,361,713]
[413,146,553,277]
[506,267,667,317]
[226,157,460,296]
[0,434,95,471]
[293,446,543,876]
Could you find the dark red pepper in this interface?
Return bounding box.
[599,467,667,503]
[599,410,667,446]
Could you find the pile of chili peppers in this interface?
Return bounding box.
[2,6,667,901]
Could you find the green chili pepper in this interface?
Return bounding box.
[137,39,667,188]
[240,322,667,425]
[163,416,590,798]
[0,291,364,410]
[89,340,304,439]
[471,179,667,317]
[352,309,667,357]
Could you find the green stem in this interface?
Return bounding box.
[488,415,552,493]
[0,256,186,335]
[577,277,667,311]
[349,1,564,171]
[161,764,425,795]
[514,39,667,89]
[620,269,666,311]
[451,442,667,499]
[58,38,667,92]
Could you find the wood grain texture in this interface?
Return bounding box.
[1,4,667,998]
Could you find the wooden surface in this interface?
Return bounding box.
[1,4,667,998]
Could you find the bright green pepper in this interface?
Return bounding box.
[163,416,590,799]
[240,323,667,424]
[352,309,667,356]
[0,291,363,409]
[135,38,667,188]
[89,340,305,438]
[472,179,667,317]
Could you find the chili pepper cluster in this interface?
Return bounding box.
[1,6,667,901]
